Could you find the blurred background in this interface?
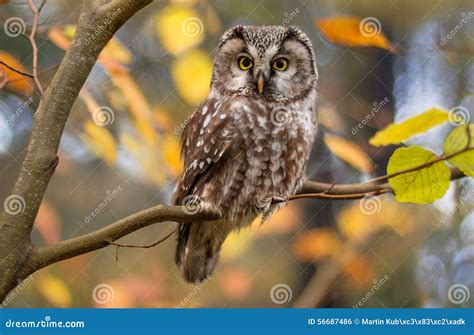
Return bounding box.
[0,0,473,308]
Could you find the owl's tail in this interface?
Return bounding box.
[175,221,228,283]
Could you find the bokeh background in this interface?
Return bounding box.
[0,0,473,308]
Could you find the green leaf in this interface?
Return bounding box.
[387,146,451,203]
[443,124,474,177]
[369,107,449,146]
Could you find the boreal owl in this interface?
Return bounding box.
[173,25,318,283]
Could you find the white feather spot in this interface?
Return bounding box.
[203,114,211,128]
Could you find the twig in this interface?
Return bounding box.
[0,61,34,78]
[110,227,178,262]
[26,0,46,95]
[0,68,8,89]
[370,145,472,183]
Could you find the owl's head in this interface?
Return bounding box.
[210,25,317,102]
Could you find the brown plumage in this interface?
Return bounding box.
[173,25,318,283]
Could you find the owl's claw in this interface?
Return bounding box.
[271,196,288,204]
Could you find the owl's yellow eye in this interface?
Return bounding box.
[272,58,289,71]
[238,56,253,71]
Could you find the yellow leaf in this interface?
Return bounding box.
[107,70,158,147]
[37,274,72,307]
[81,120,117,164]
[100,38,133,65]
[171,49,212,105]
[387,146,450,203]
[292,228,342,262]
[316,15,395,52]
[369,107,450,146]
[162,134,182,177]
[338,198,414,240]
[444,124,474,177]
[318,106,345,133]
[120,133,167,185]
[0,51,34,95]
[324,134,374,173]
[156,5,204,55]
[221,228,255,261]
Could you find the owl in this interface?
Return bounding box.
[173,25,318,283]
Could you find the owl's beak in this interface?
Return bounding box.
[257,73,264,94]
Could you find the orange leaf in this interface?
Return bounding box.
[324,134,374,173]
[343,256,375,287]
[0,51,34,95]
[255,203,301,235]
[316,16,396,52]
[34,202,61,244]
[47,26,71,50]
[219,268,253,300]
[292,228,342,262]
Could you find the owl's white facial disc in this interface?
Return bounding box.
[210,25,318,102]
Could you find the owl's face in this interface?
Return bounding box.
[210,25,317,102]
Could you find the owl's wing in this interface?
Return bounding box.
[174,99,240,204]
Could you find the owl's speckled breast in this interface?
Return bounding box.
[201,94,317,222]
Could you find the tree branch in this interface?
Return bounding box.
[29,206,220,272]
[22,166,465,278]
[0,0,471,304]
[0,0,152,303]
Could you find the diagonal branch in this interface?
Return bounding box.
[0,0,153,303]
